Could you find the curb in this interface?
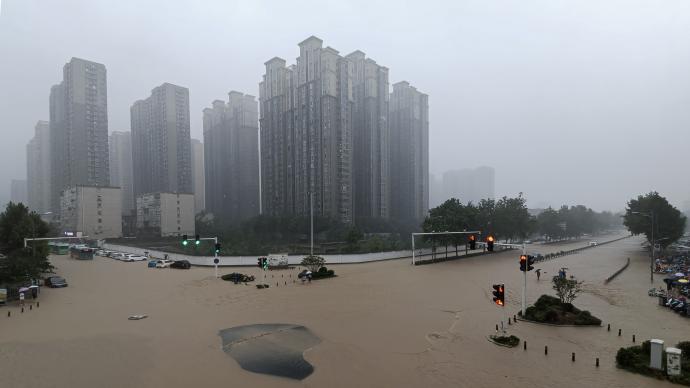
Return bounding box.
[515,317,602,328]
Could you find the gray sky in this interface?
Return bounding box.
[1,0,689,212]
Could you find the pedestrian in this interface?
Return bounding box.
[535,269,541,281]
[19,292,25,307]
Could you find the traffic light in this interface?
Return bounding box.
[468,234,476,250]
[182,234,188,246]
[520,254,527,271]
[262,257,268,270]
[527,255,535,271]
[195,234,200,246]
[215,243,221,254]
[257,258,263,268]
[492,284,505,306]
[486,235,495,252]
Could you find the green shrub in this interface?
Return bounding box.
[676,341,690,356]
[491,335,520,347]
[574,310,601,326]
[616,346,642,370]
[534,295,560,309]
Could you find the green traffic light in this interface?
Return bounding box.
[195,240,200,245]
[182,240,188,246]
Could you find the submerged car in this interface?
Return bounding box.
[45,276,68,288]
[123,255,147,262]
[170,260,191,269]
[156,259,174,268]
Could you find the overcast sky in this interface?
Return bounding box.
[1,0,689,212]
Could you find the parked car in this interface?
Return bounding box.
[45,276,68,288]
[111,253,127,260]
[123,255,147,262]
[170,260,191,269]
[156,259,174,268]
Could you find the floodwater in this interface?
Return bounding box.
[0,232,686,387]
[219,324,320,380]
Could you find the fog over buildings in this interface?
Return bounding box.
[2,0,690,213]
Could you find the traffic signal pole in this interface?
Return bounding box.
[522,243,527,317]
[189,236,220,278]
[214,236,219,279]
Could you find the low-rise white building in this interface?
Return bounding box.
[60,186,123,238]
[136,192,194,237]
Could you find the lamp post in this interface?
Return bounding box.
[631,211,655,283]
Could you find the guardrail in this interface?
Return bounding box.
[531,235,631,264]
[604,257,631,284]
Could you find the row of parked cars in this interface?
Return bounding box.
[94,249,192,269]
[95,250,148,262]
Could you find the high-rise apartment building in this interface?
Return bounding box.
[27,120,51,213]
[389,81,429,223]
[346,51,390,220]
[109,131,134,214]
[131,83,192,198]
[191,138,205,214]
[49,58,110,214]
[260,36,354,223]
[203,92,259,224]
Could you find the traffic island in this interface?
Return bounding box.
[616,340,690,386]
[488,335,520,348]
[519,295,602,326]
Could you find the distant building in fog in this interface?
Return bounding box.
[203,92,259,224]
[136,192,194,237]
[389,81,429,223]
[131,83,192,198]
[429,173,444,208]
[60,185,122,238]
[50,58,110,215]
[442,166,495,205]
[27,120,51,213]
[10,179,28,205]
[109,131,134,215]
[191,138,205,214]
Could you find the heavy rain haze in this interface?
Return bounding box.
[1,0,689,211]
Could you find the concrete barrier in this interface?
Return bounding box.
[102,243,425,267]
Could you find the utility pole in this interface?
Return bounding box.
[650,210,655,284]
[310,192,314,257]
[214,236,219,279]
[522,243,527,316]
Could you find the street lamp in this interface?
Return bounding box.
[631,211,655,283]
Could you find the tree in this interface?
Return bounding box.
[537,207,563,240]
[300,255,325,272]
[552,276,583,304]
[493,194,533,242]
[623,192,687,249]
[0,202,54,284]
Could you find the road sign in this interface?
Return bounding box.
[213,258,219,264]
